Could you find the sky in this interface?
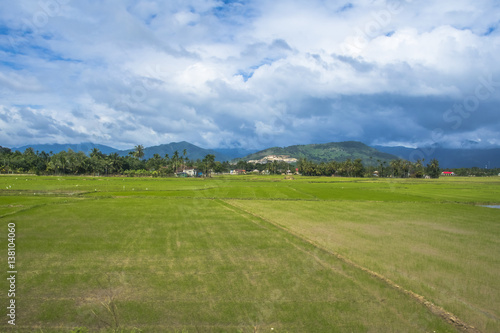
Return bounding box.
[0,0,499,150]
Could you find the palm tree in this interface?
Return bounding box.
[426,159,440,178]
[183,148,189,165]
[402,160,412,178]
[66,149,77,174]
[202,154,215,177]
[172,151,180,173]
[133,145,145,160]
[104,159,113,176]
[416,158,425,177]
[90,148,102,159]
[108,153,122,175]
[390,159,402,178]
[376,159,382,177]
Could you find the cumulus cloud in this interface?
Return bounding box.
[0,0,499,150]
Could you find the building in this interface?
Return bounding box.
[248,155,298,164]
[183,168,198,177]
[441,171,455,176]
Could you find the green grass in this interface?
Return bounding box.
[1,175,499,332]
[227,200,500,332]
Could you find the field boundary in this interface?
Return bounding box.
[220,199,481,333]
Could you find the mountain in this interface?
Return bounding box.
[240,141,399,165]
[372,145,500,169]
[13,142,118,155]
[117,141,231,162]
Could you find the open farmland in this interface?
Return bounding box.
[1,175,499,332]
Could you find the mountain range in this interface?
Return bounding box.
[12,142,233,162]
[373,146,500,169]
[13,142,119,155]
[10,141,500,168]
[118,142,234,162]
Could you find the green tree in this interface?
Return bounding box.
[23,147,38,172]
[267,161,279,175]
[107,153,123,175]
[298,158,315,176]
[413,159,425,178]
[352,159,365,177]
[172,151,180,173]
[213,161,225,174]
[426,159,440,178]
[236,160,248,171]
[133,145,145,160]
[53,151,69,174]
[390,159,400,178]
[201,154,216,177]
[146,153,163,171]
[90,148,104,159]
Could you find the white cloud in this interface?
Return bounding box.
[1,0,499,150]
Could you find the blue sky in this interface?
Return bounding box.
[0,0,499,150]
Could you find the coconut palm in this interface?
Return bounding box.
[90,148,103,159]
[426,158,440,178]
[172,151,180,173]
[201,154,215,177]
[133,145,145,160]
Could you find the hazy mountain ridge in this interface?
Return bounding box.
[12,141,231,161]
[13,142,119,155]
[373,146,500,169]
[116,142,231,162]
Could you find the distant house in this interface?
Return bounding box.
[441,171,455,176]
[183,168,198,177]
[230,169,246,175]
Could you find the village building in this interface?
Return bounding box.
[183,167,199,177]
[248,155,298,164]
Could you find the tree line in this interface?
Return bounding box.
[296,157,442,178]
[0,145,221,177]
[2,144,497,178]
[444,167,500,177]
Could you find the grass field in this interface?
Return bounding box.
[1,175,499,332]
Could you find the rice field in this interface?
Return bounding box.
[1,175,499,332]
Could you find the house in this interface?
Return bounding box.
[441,171,455,176]
[230,169,246,175]
[183,168,198,177]
[249,155,299,164]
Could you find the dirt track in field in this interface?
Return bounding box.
[222,199,481,333]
